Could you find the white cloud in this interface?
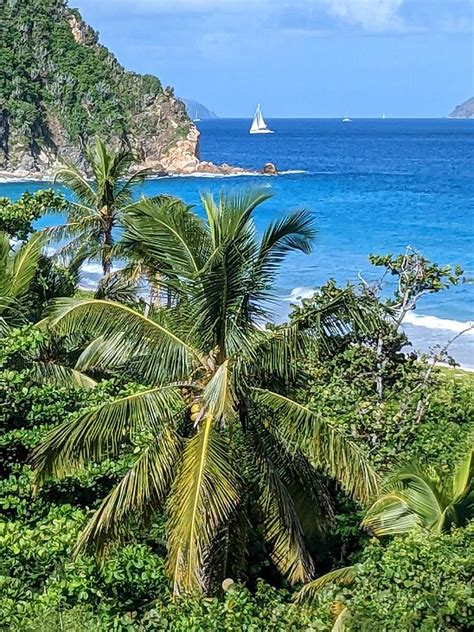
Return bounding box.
[74,0,472,34]
[322,0,405,31]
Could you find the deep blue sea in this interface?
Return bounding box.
[1,119,473,366]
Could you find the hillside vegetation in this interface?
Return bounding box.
[0,0,195,176]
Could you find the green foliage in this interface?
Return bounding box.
[369,250,464,301]
[0,186,472,628]
[142,581,329,631]
[0,190,66,240]
[292,266,473,471]
[0,505,169,629]
[31,192,381,597]
[348,524,474,631]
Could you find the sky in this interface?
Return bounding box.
[72,0,474,118]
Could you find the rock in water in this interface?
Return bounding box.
[262,162,278,175]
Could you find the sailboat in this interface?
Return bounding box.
[342,110,352,123]
[249,104,273,134]
[381,113,386,120]
[193,109,200,122]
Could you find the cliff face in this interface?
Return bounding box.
[448,97,474,119]
[0,0,200,177]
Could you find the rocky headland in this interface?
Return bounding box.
[448,97,474,119]
[0,0,245,181]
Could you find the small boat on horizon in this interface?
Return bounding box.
[342,110,352,123]
[249,104,274,134]
[382,113,386,119]
[193,109,201,122]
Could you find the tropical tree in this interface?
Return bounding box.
[362,449,474,536]
[52,138,150,277]
[0,231,46,331]
[31,191,378,595]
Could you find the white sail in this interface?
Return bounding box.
[250,104,274,134]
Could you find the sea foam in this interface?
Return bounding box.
[403,312,474,335]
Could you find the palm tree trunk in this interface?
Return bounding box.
[101,211,113,277]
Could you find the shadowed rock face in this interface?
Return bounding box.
[448,97,474,119]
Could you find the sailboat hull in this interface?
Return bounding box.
[250,129,274,134]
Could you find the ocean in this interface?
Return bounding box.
[1,118,473,366]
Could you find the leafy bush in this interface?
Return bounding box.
[348,524,474,631]
[0,190,66,240]
[141,581,330,631]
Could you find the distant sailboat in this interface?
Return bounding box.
[249,104,273,134]
[381,113,386,120]
[193,109,200,122]
[342,110,352,123]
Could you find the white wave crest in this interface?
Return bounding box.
[284,286,315,302]
[278,169,308,174]
[162,171,262,179]
[153,169,308,180]
[403,312,474,335]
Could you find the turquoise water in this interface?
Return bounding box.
[1,119,473,365]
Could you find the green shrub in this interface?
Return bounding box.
[348,524,474,631]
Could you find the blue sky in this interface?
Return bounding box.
[73,0,473,117]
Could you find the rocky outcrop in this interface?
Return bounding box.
[262,162,278,175]
[448,97,474,119]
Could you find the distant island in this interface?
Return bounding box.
[179,99,218,120]
[448,97,474,119]
[0,0,240,179]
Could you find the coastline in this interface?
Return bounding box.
[0,161,255,183]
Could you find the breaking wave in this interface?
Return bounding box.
[403,312,474,335]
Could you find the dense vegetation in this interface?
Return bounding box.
[0,0,190,173]
[0,153,472,630]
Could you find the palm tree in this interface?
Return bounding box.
[362,449,473,536]
[31,191,378,595]
[0,231,46,331]
[52,138,150,277]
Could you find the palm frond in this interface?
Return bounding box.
[47,298,206,382]
[290,286,384,353]
[114,169,152,207]
[95,272,141,303]
[200,190,271,249]
[452,448,473,501]
[202,360,236,421]
[31,385,184,487]
[167,414,240,594]
[30,361,97,390]
[44,217,98,246]
[332,607,351,632]
[54,163,97,208]
[74,428,181,556]
[362,493,420,536]
[121,196,210,280]
[250,388,379,502]
[296,566,357,603]
[249,425,316,583]
[252,210,317,290]
[9,232,47,298]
